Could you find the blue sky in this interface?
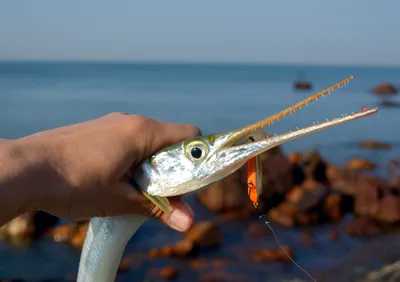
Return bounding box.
[0,1,399,66]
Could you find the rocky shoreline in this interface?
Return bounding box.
[0,139,399,282]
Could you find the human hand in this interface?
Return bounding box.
[14,112,200,232]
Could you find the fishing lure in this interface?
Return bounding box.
[246,136,263,208]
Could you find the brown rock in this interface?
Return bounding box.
[346,157,376,171]
[70,222,88,248]
[372,83,398,95]
[160,245,175,257]
[346,217,381,237]
[248,222,268,237]
[210,258,229,268]
[173,238,195,257]
[297,151,329,183]
[296,212,319,226]
[148,248,163,258]
[288,152,301,164]
[186,221,221,248]
[359,140,392,150]
[149,266,178,281]
[0,211,58,245]
[376,193,400,223]
[197,144,293,213]
[285,179,328,213]
[323,193,344,221]
[48,222,78,243]
[355,175,400,224]
[189,259,208,270]
[266,207,295,228]
[326,165,360,196]
[294,81,312,90]
[252,246,294,263]
[159,266,178,281]
[355,176,385,217]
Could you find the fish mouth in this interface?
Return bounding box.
[213,76,378,165]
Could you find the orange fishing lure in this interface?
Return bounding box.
[246,136,263,208]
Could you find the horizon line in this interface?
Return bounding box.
[0,58,400,69]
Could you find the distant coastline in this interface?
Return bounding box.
[1,59,400,69]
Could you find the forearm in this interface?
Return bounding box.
[0,138,49,225]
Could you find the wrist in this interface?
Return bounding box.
[0,137,53,220]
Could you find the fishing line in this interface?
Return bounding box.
[256,211,317,282]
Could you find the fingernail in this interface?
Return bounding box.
[168,208,192,232]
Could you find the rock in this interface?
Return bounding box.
[252,246,294,263]
[285,179,329,213]
[248,222,268,237]
[345,157,376,171]
[380,99,400,108]
[190,259,208,270]
[288,152,301,164]
[267,205,295,228]
[355,175,400,224]
[186,221,221,248]
[323,193,344,221]
[172,238,195,257]
[197,144,293,213]
[359,260,400,282]
[267,180,328,227]
[160,266,178,281]
[70,223,88,248]
[48,222,79,243]
[326,165,360,196]
[345,217,381,237]
[48,221,88,248]
[296,212,319,226]
[372,83,398,95]
[359,140,392,150]
[294,81,312,90]
[0,211,58,245]
[295,151,329,183]
[148,221,221,259]
[149,266,178,281]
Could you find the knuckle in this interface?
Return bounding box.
[126,114,152,130]
[107,111,129,117]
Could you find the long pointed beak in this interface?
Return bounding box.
[218,107,377,164]
[212,76,378,166]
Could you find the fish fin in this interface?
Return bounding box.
[141,192,172,215]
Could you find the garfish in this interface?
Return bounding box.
[77,76,378,282]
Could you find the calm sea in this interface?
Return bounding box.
[0,62,399,281]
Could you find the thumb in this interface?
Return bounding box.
[159,197,195,232]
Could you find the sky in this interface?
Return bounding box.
[0,1,399,66]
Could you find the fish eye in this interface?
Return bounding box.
[185,140,209,161]
[191,147,202,159]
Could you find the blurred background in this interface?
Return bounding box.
[0,1,399,281]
